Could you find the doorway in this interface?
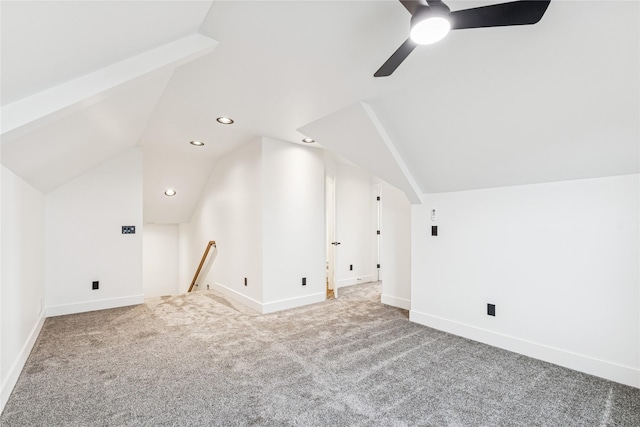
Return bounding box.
[326,175,336,299]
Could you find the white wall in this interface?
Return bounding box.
[180,140,263,309]
[45,148,144,316]
[379,181,411,310]
[143,224,179,298]
[335,163,376,287]
[180,138,326,313]
[262,138,325,312]
[411,174,640,387]
[1,166,46,410]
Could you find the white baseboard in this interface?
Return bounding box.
[1,311,46,412]
[212,282,263,313]
[212,282,326,314]
[262,292,326,314]
[336,275,374,289]
[381,294,410,310]
[46,294,145,317]
[409,310,640,389]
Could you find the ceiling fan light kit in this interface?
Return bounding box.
[410,16,451,44]
[375,0,551,77]
[410,3,451,45]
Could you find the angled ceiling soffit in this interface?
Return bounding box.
[299,101,422,204]
[1,34,219,144]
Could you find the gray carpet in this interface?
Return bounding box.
[2,282,639,426]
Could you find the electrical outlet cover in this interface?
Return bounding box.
[487,304,496,316]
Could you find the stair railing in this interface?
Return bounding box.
[188,240,216,292]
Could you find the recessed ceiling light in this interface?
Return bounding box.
[216,117,234,125]
[164,189,176,196]
[302,137,315,143]
[190,140,205,146]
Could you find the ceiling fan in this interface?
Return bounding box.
[374,0,551,77]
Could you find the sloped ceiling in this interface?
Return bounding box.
[1,1,638,224]
[1,1,213,104]
[370,0,639,193]
[1,71,173,193]
[299,102,423,204]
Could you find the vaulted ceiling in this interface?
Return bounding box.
[1,1,638,223]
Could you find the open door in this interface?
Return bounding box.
[326,175,337,298]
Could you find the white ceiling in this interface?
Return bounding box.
[0,1,212,104]
[1,70,173,193]
[1,1,638,223]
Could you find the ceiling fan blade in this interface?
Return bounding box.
[450,0,551,30]
[399,0,425,15]
[374,39,417,77]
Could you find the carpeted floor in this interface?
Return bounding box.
[2,282,639,426]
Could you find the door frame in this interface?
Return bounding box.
[326,175,337,297]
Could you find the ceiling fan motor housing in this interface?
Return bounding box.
[411,1,451,29]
